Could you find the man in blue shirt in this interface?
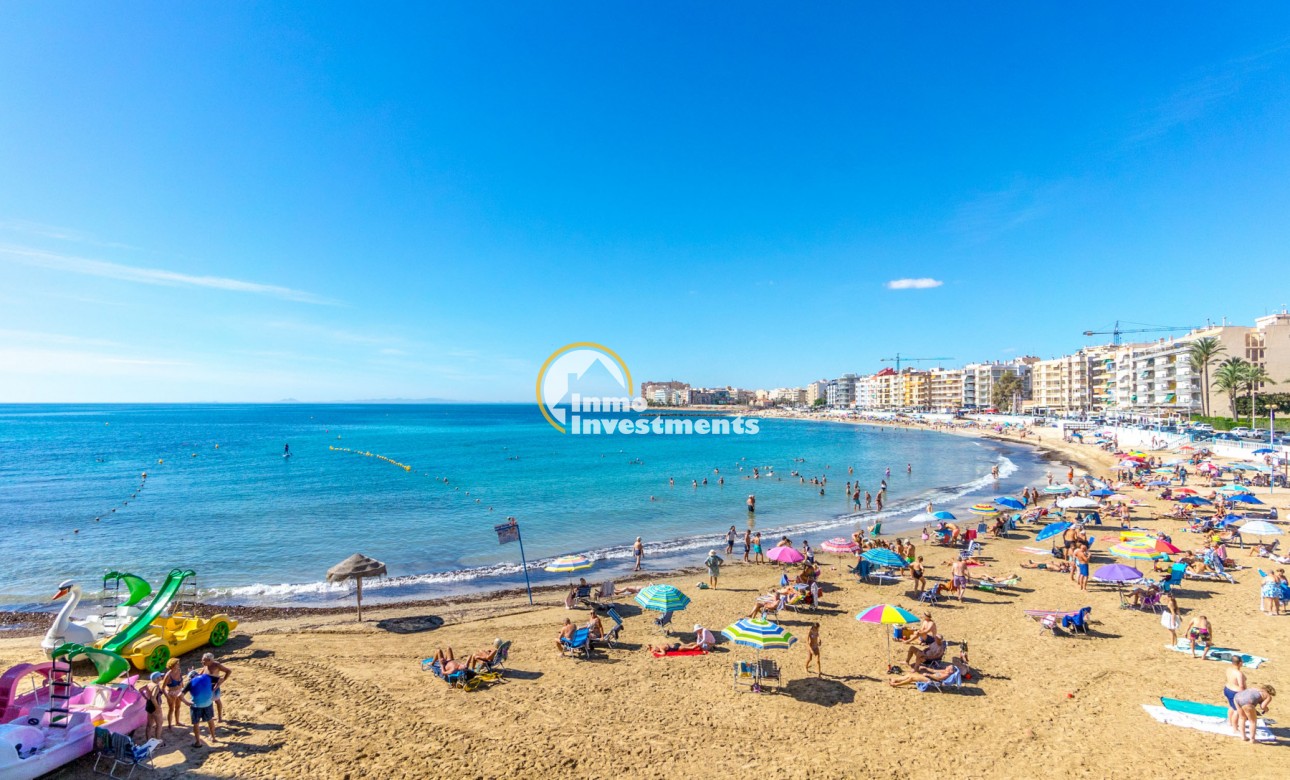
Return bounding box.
[181,670,218,748]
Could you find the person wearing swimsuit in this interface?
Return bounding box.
[139,672,165,740]
[1184,615,1214,659]
[161,658,184,730]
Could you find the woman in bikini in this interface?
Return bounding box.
[160,658,184,731]
[804,623,821,676]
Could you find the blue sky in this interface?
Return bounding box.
[2,3,1290,402]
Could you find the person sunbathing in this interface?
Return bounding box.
[899,613,937,644]
[431,648,470,675]
[1021,559,1073,572]
[648,626,714,654]
[585,614,605,640]
[888,657,969,687]
[972,572,1020,585]
[905,635,946,666]
[468,638,505,669]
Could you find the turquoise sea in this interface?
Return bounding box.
[0,404,1048,608]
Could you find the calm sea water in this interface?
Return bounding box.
[0,404,1048,608]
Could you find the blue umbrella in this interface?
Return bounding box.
[1146,480,1169,487]
[1035,521,1072,542]
[1177,496,1211,506]
[1228,494,1264,505]
[932,510,957,521]
[1253,448,1274,454]
[994,497,1025,510]
[861,548,909,568]
[1089,488,1115,498]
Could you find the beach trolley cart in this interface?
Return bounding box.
[723,618,794,693]
[732,659,781,693]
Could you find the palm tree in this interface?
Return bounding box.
[1212,358,1248,422]
[1187,337,1225,417]
[1239,362,1277,427]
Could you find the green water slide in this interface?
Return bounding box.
[104,571,153,606]
[100,568,196,655]
[52,643,129,684]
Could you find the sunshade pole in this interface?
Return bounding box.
[356,577,363,622]
[517,526,534,606]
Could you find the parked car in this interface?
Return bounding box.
[1231,427,1252,437]
[1191,423,1215,432]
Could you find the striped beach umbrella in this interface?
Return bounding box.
[968,503,998,515]
[1108,542,1164,561]
[1044,484,1073,494]
[544,554,593,573]
[722,618,797,651]
[861,548,909,568]
[634,584,690,613]
[820,537,859,554]
[855,604,921,671]
[1240,520,1281,540]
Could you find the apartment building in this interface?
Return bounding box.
[928,368,964,413]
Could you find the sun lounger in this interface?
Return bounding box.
[1163,640,1267,668]
[1024,607,1091,636]
[732,659,781,692]
[916,666,964,693]
[560,627,594,659]
[477,640,511,673]
[971,575,1020,592]
[591,609,625,650]
[92,727,161,778]
[654,611,674,634]
[420,659,503,691]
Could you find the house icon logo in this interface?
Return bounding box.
[536,342,637,433]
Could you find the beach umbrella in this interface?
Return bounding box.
[766,545,806,564]
[1253,448,1275,455]
[1234,463,1271,473]
[968,503,998,516]
[634,584,690,613]
[855,604,920,671]
[1146,480,1169,487]
[1151,539,1183,555]
[1108,542,1164,561]
[1058,497,1098,510]
[326,552,387,622]
[545,554,594,573]
[909,512,939,526]
[1239,520,1281,539]
[1092,563,1144,584]
[722,617,795,689]
[932,510,957,521]
[1228,494,1264,505]
[994,497,1025,510]
[1173,488,1197,495]
[1176,496,1211,506]
[1218,485,1253,494]
[861,548,909,569]
[1088,489,1115,498]
[1035,521,1072,542]
[820,537,859,555]
[1044,485,1073,494]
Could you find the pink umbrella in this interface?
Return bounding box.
[766,545,805,564]
[820,538,859,554]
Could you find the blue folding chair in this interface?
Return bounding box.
[560,627,593,659]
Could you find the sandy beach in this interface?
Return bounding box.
[3,426,1287,779]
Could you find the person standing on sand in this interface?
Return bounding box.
[805,623,822,676]
[753,531,764,564]
[633,537,644,571]
[1184,615,1214,659]
[704,550,724,588]
[1160,591,1181,645]
[1234,685,1276,744]
[865,491,872,509]
[1073,544,1090,591]
[950,559,969,601]
[743,529,752,562]
[1224,656,1248,732]
[201,652,232,722]
[725,525,737,556]
[181,669,218,749]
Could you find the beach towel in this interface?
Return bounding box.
[1163,640,1268,668]
[652,648,709,657]
[1142,705,1273,742]
[1020,547,1052,556]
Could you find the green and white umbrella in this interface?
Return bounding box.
[634,584,691,612]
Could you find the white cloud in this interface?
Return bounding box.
[885,278,943,290]
[0,245,336,305]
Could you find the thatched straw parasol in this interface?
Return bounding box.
[327,553,387,621]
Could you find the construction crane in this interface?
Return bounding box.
[1082,321,1200,345]
[880,354,955,372]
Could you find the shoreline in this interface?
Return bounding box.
[1,418,1104,632]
